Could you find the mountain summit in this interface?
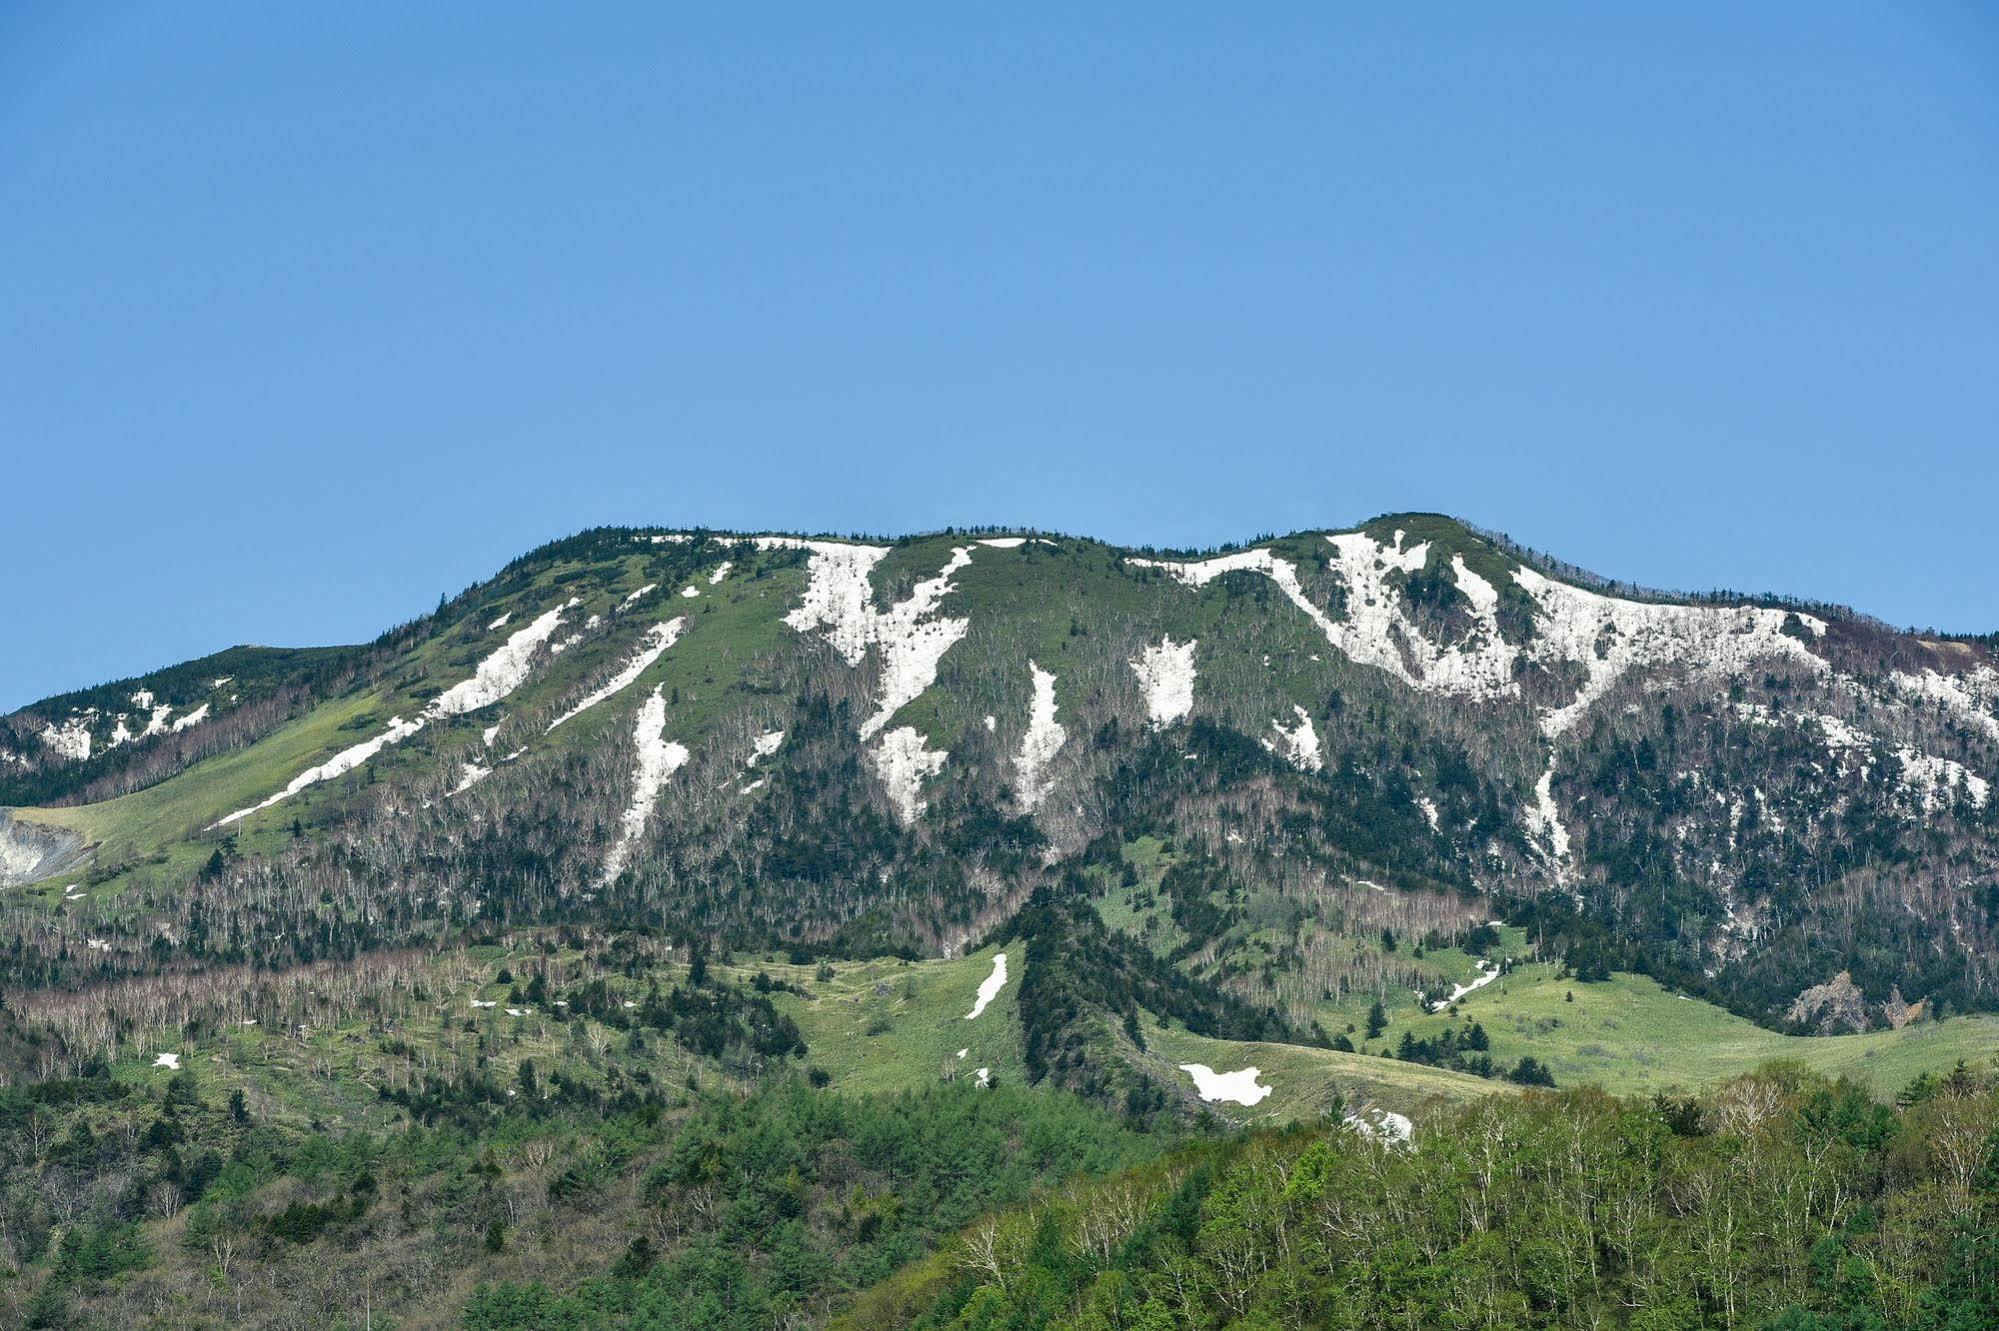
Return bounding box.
[5,516,1996,1034]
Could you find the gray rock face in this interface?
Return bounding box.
[0,812,87,887]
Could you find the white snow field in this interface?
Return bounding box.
[763,538,976,740]
[153,1052,182,1070]
[430,604,574,717]
[1132,531,1827,740]
[547,618,685,731]
[747,730,785,766]
[1131,637,1198,729]
[1179,1063,1272,1106]
[601,686,690,885]
[1014,663,1067,810]
[965,952,1010,1020]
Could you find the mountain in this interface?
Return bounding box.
[6,515,1999,1329]
[4,515,1996,1039]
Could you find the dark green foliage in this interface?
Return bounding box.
[463,1080,1173,1331]
[1006,882,1304,1107]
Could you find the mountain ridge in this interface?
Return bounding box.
[4,513,1996,1047]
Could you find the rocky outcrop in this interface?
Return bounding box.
[1786,971,1871,1033]
[0,812,88,887]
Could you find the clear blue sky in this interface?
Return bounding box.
[4,4,1995,710]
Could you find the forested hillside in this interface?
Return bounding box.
[3,517,1997,1327]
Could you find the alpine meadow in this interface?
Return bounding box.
[1,517,1996,1329]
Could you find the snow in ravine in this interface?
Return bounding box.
[1131,637,1198,729]
[765,538,976,741]
[217,715,427,827]
[965,953,1009,1019]
[707,561,732,584]
[1525,764,1573,876]
[170,703,209,732]
[1264,705,1322,772]
[450,762,492,795]
[486,612,511,631]
[1014,663,1067,810]
[601,687,689,885]
[858,547,974,739]
[870,725,948,825]
[547,618,685,731]
[1179,1063,1272,1106]
[619,584,657,608]
[747,730,785,766]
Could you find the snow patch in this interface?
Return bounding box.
[765,538,975,740]
[152,1052,181,1070]
[171,703,209,732]
[40,719,91,762]
[748,730,785,766]
[1179,1063,1271,1106]
[1263,705,1322,772]
[1131,636,1198,729]
[450,762,492,795]
[601,687,690,885]
[965,952,1010,1019]
[1014,663,1067,810]
[1425,959,1500,1011]
[216,715,425,827]
[431,604,572,717]
[707,562,733,584]
[976,537,1027,548]
[548,618,686,731]
[1133,534,1825,739]
[619,584,657,608]
[870,725,948,824]
[1345,1108,1413,1144]
[1893,666,1999,743]
[1524,763,1573,879]
[486,612,512,631]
